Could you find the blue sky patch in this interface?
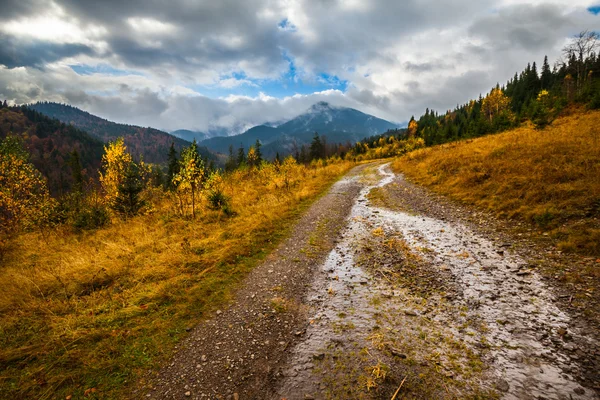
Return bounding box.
[190,53,348,98]
[588,5,600,15]
[70,64,144,77]
[278,18,297,32]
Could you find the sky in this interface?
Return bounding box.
[0,0,599,134]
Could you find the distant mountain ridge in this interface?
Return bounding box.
[29,102,215,164]
[200,102,399,157]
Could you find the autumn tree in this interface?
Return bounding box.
[407,116,418,138]
[173,140,206,218]
[0,136,53,239]
[99,138,133,204]
[482,87,511,122]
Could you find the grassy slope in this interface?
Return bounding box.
[392,108,600,256]
[0,161,353,399]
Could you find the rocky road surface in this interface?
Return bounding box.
[142,163,599,400]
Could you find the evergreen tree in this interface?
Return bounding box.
[254,139,262,165]
[166,142,179,190]
[112,162,145,218]
[541,55,552,90]
[225,144,237,172]
[69,150,83,194]
[236,144,246,166]
[309,132,324,161]
[150,165,165,188]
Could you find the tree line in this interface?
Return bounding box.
[402,31,600,147]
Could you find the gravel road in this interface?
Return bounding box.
[142,163,599,400]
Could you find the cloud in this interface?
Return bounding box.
[0,0,597,134]
[0,34,94,68]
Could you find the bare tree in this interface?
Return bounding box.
[562,30,600,94]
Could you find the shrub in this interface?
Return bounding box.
[207,188,233,215]
[73,204,110,230]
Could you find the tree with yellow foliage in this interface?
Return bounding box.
[482,87,511,122]
[407,117,418,138]
[246,146,259,169]
[99,138,133,204]
[173,140,206,218]
[0,136,53,245]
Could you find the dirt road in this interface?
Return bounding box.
[143,163,599,400]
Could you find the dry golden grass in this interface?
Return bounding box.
[392,109,600,255]
[0,159,353,399]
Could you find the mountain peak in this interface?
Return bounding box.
[309,101,334,112]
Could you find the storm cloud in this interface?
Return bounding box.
[0,0,597,132]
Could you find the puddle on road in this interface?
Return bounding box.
[275,164,598,400]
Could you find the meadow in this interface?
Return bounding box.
[0,158,353,399]
[393,108,600,256]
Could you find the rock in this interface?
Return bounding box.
[574,388,585,395]
[404,310,418,316]
[313,353,325,360]
[216,310,222,315]
[233,393,240,400]
[201,355,207,362]
[184,391,191,397]
[496,379,510,392]
[516,270,531,276]
[389,347,407,358]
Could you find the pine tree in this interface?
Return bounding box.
[236,144,246,167]
[167,142,179,190]
[254,139,262,165]
[112,162,145,218]
[69,150,83,194]
[541,55,552,90]
[309,132,324,161]
[225,144,237,172]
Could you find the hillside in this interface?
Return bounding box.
[200,102,399,156]
[393,109,600,256]
[0,105,104,195]
[29,102,215,164]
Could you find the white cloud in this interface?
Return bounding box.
[0,0,598,134]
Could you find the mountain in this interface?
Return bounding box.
[0,105,105,195]
[171,129,209,143]
[29,102,215,164]
[199,102,399,156]
[200,125,280,155]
